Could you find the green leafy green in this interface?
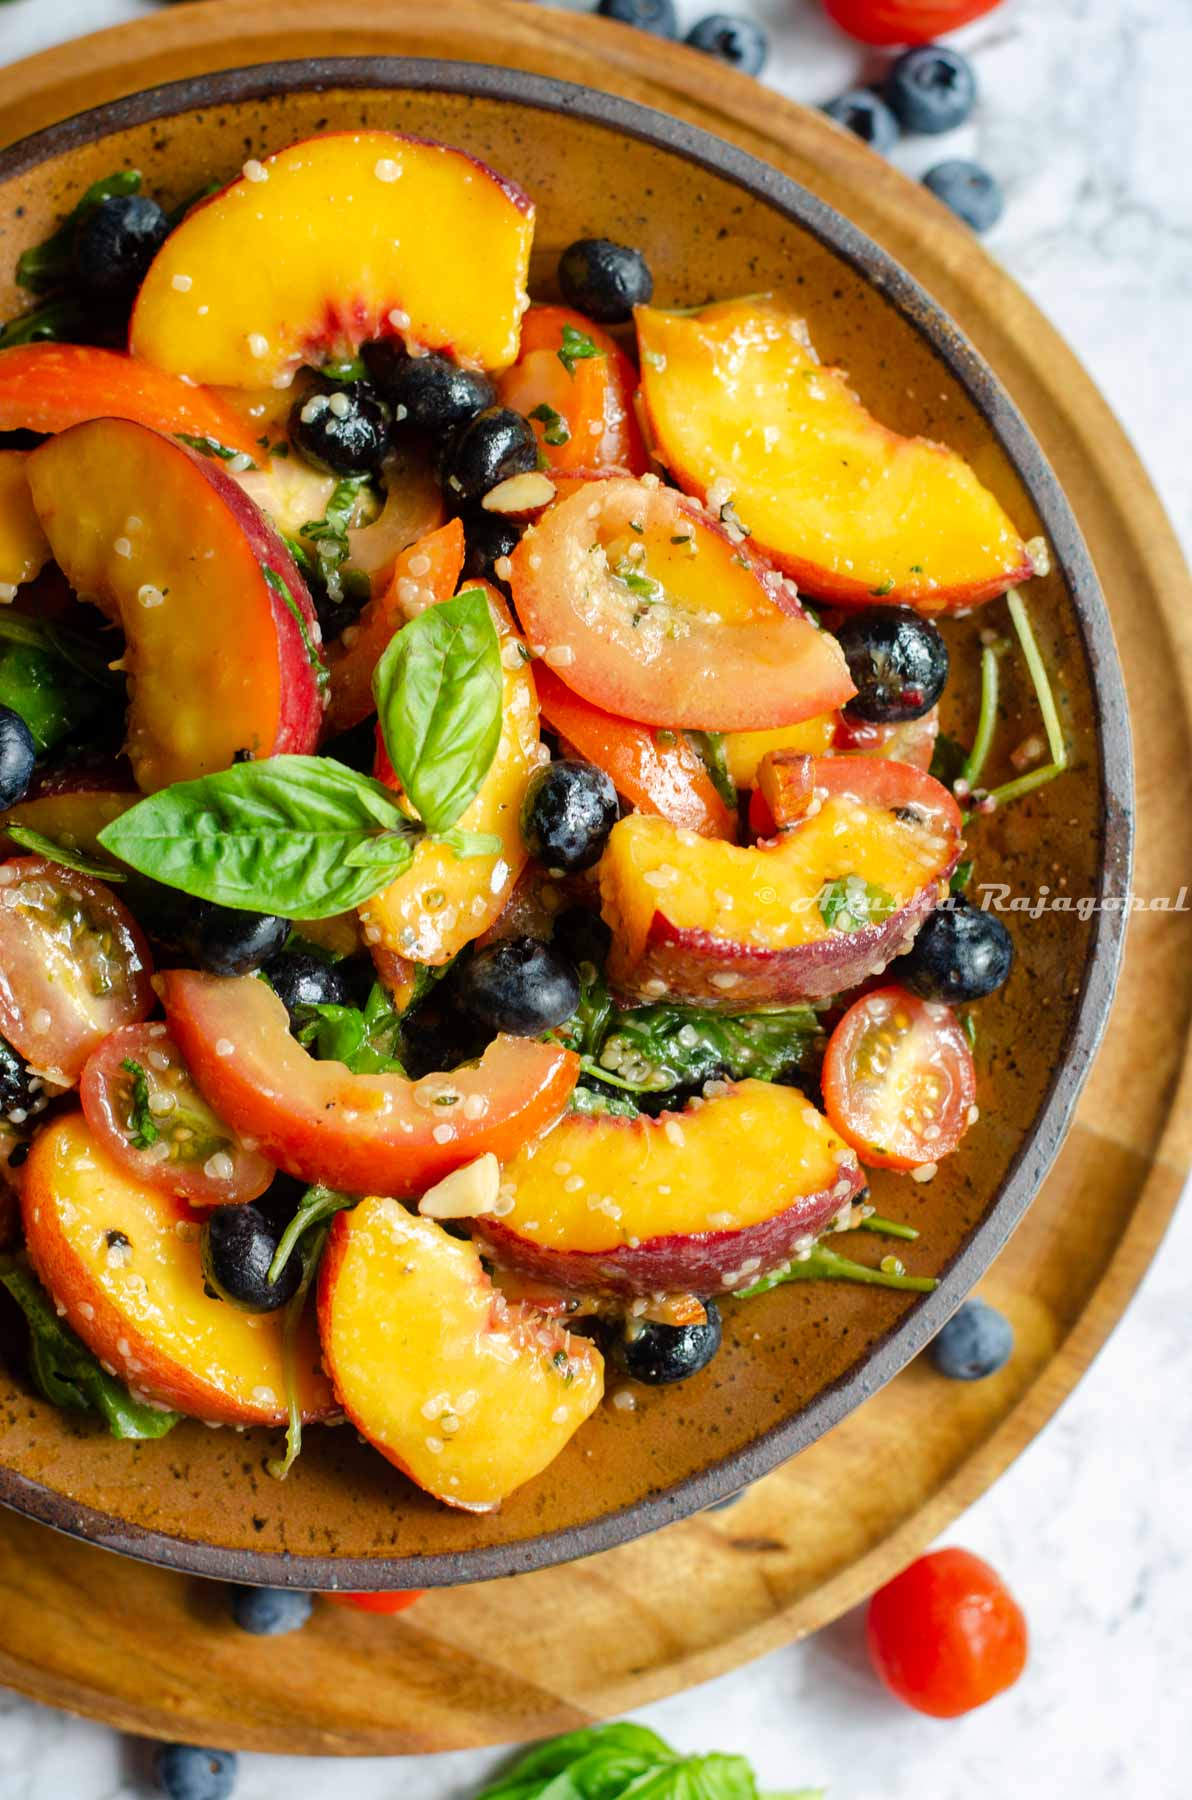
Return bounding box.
[4,827,126,882]
[119,1057,159,1150]
[300,475,372,607]
[261,565,329,697]
[567,1084,639,1120]
[321,356,368,383]
[557,325,604,377]
[684,730,737,812]
[0,611,119,752]
[472,1721,820,1800]
[16,170,142,293]
[267,1185,357,1288]
[816,875,894,934]
[175,432,252,467]
[736,1242,937,1298]
[949,859,973,894]
[438,827,505,860]
[293,980,406,1075]
[0,296,93,350]
[0,1257,180,1439]
[529,402,571,446]
[373,587,502,834]
[97,755,420,919]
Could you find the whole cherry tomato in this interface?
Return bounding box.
[324,1590,424,1615]
[822,0,1003,46]
[866,1548,1028,1716]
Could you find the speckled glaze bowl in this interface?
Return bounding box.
[0,60,1131,1589]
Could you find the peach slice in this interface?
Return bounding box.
[0,452,50,592]
[600,755,962,1007]
[361,583,540,964]
[478,1081,864,1296]
[0,344,260,457]
[319,1198,603,1510]
[636,299,1033,613]
[130,132,534,387]
[22,1114,334,1427]
[26,418,324,791]
[1,786,137,859]
[722,714,838,790]
[509,476,854,729]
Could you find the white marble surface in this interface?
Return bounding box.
[1,0,1190,1794]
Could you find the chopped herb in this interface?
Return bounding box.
[320,356,368,383]
[614,555,664,608]
[557,325,604,377]
[552,1349,576,1385]
[4,827,126,882]
[719,500,751,539]
[16,170,142,293]
[299,474,371,609]
[261,565,329,696]
[119,1057,159,1150]
[175,432,253,467]
[962,1011,978,1050]
[528,402,571,446]
[869,577,896,597]
[817,874,895,933]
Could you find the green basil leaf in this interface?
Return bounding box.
[0,612,119,752]
[293,981,405,1076]
[16,169,142,293]
[816,874,894,934]
[476,1726,673,1800]
[373,587,502,834]
[437,827,504,859]
[5,826,127,881]
[0,1257,180,1439]
[0,296,94,351]
[267,1185,357,1287]
[97,755,419,919]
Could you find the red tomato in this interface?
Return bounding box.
[0,857,154,1084]
[822,0,1003,46]
[80,1022,275,1205]
[324,1589,424,1615]
[866,1548,1028,1716]
[822,984,976,1170]
[833,705,939,772]
[498,305,648,475]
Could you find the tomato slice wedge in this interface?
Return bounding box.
[0,857,154,1084]
[0,344,260,456]
[497,305,648,475]
[80,1022,275,1205]
[160,969,579,1194]
[822,984,976,1170]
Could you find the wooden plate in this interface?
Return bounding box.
[0,1,1187,1754]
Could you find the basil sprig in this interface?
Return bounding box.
[475,1722,818,1800]
[373,587,502,834]
[5,826,127,882]
[97,755,419,919]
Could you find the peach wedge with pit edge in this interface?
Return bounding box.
[636,298,1033,613]
[476,1081,865,1297]
[22,1113,333,1427]
[26,418,323,792]
[130,132,534,386]
[318,1198,604,1510]
[600,755,963,1008]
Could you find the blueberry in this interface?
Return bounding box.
[923,160,1004,232]
[262,951,352,1026]
[521,759,619,873]
[461,510,522,588]
[597,0,678,40]
[229,1585,313,1636]
[620,1301,722,1385]
[551,902,613,968]
[886,45,976,135]
[179,903,290,977]
[442,406,537,505]
[0,706,35,809]
[557,238,654,325]
[0,1035,46,1128]
[453,937,581,1036]
[894,895,1014,1003]
[685,14,768,76]
[152,1744,238,1800]
[74,194,170,298]
[200,1203,302,1313]
[823,90,900,154]
[836,606,948,724]
[363,343,496,439]
[928,1298,1014,1381]
[290,381,389,476]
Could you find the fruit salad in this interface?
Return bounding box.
[0,132,1066,1512]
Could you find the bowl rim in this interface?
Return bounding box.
[0,55,1133,1590]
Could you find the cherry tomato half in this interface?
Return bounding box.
[822,984,976,1170]
[0,856,153,1085]
[866,1547,1028,1717]
[822,0,1003,47]
[80,1022,275,1205]
[324,1590,424,1615]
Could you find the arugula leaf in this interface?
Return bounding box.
[0,1257,180,1439]
[736,1242,937,1297]
[119,1057,159,1150]
[300,475,372,607]
[684,731,737,812]
[262,565,329,697]
[529,402,571,446]
[0,611,119,752]
[573,997,823,1096]
[267,1185,356,1287]
[294,980,406,1075]
[817,875,894,934]
[0,296,93,350]
[16,169,142,293]
[4,827,127,882]
[373,587,502,834]
[556,325,604,377]
[97,755,420,919]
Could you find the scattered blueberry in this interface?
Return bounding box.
[928,1298,1014,1381]
[886,44,977,135]
[461,510,522,588]
[453,937,581,1037]
[152,1743,238,1800]
[262,951,353,1027]
[229,1585,313,1636]
[597,0,678,41]
[0,705,36,809]
[179,902,290,977]
[837,606,949,724]
[201,1203,302,1313]
[620,1301,722,1385]
[894,895,1014,1003]
[685,14,768,77]
[558,237,654,325]
[442,406,537,504]
[364,344,495,440]
[521,759,620,873]
[290,380,389,475]
[823,90,900,155]
[74,194,170,298]
[923,160,1004,232]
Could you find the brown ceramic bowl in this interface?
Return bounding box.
[0,60,1131,1589]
